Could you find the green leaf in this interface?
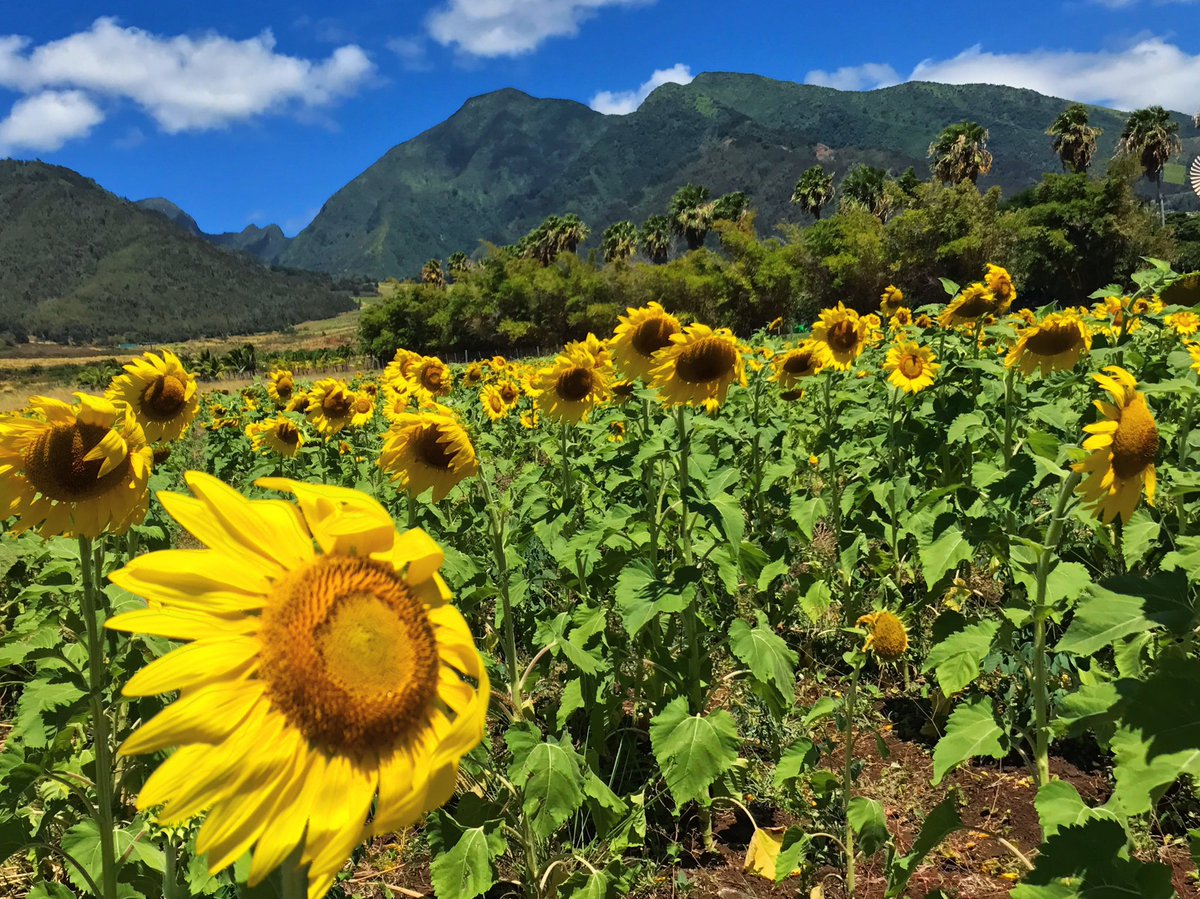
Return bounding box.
[614,562,694,638]
[1121,507,1160,569]
[1161,535,1200,581]
[649,696,739,808]
[517,740,586,840]
[932,697,1005,785]
[922,620,999,696]
[756,558,789,593]
[557,679,585,731]
[1055,681,1120,738]
[429,825,504,899]
[885,792,962,897]
[918,525,973,590]
[1034,780,1120,839]
[28,886,74,899]
[13,679,86,748]
[729,613,797,713]
[847,797,889,857]
[565,871,609,899]
[1056,572,1196,655]
[774,738,819,788]
[788,496,826,540]
[705,491,745,547]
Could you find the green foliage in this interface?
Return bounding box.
[649,697,740,808]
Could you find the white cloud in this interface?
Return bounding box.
[804,63,900,92]
[427,0,649,57]
[387,36,433,72]
[590,63,693,115]
[0,17,374,138]
[804,37,1200,112]
[0,90,103,155]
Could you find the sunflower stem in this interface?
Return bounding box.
[822,375,843,545]
[479,475,523,720]
[406,491,418,531]
[162,836,179,899]
[277,846,307,899]
[1002,365,1016,469]
[1030,470,1082,788]
[842,658,862,899]
[559,422,572,513]
[78,536,118,899]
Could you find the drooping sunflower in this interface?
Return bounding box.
[480,385,510,421]
[984,264,1017,309]
[106,474,488,898]
[772,341,827,388]
[1166,311,1200,338]
[0,394,153,537]
[938,283,999,329]
[880,284,904,316]
[1005,312,1092,376]
[533,346,614,424]
[811,304,870,371]
[409,357,453,398]
[306,379,357,437]
[462,363,485,388]
[856,611,908,661]
[883,342,939,394]
[379,412,479,502]
[767,316,784,334]
[1074,366,1159,523]
[246,417,306,458]
[107,350,199,443]
[649,324,746,408]
[611,302,682,381]
[496,379,521,407]
[266,370,296,406]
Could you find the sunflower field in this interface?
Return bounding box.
[2,260,1200,899]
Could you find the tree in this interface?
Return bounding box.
[1116,105,1181,225]
[448,252,474,277]
[1047,104,1103,174]
[421,258,445,287]
[791,165,834,219]
[839,165,893,222]
[669,184,713,250]
[556,214,590,255]
[640,215,673,264]
[602,221,639,264]
[712,191,749,225]
[928,122,994,185]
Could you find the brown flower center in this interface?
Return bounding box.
[499,383,519,404]
[826,320,861,354]
[275,376,294,398]
[674,337,738,384]
[321,390,353,418]
[23,422,133,502]
[899,355,925,379]
[259,556,439,755]
[1025,323,1082,357]
[956,289,995,320]
[631,316,679,358]
[1111,395,1159,480]
[139,374,188,422]
[415,426,456,470]
[783,351,817,375]
[420,366,447,393]
[555,367,595,402]
[276,422,301,445]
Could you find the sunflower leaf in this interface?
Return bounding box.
[922,619,1000,696]
[429,825,504,899]
[917,523,974,590]
[932,696,1005,785]
[518,739,586,840]
[650,696,739,808]
[729,612,798,713]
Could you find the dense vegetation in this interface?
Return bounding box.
[284,74,1197,278]
[360,161,1184,360]
[0,162,353,344]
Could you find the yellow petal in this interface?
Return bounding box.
[109,551,269,613]
[123,637,260,697]
[120,682,264,756]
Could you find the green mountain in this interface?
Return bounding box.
[282,73,1198,279]
[135,197,203,236]
[208,224,292,266]
[0,161,353,344]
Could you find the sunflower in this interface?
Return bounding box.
[984,264,1017,308]
[105,474,488,898]
[350,392,376,429]
[888,308,912,331]
[611,302,682,381]
[880,284,904,316]
[409,357,452,398]
[611,379,636,404]
[533,346,614,424]
[1190,343,1200,375]
[767,316,784,334]
[463,363,485,388]
[811,304,870,371]
[939,283,1000,329]
[883,343,939,394]
[286,389,310,414]
[1074,366,1159,523]
[0,394,152,537]
[519,410,540,430]
[648,324,746,408]
[247,417,306,458]
[914,314,934,329]
[608,420,626,443]
[496,379,521,407]
[480,386,510,421]
[1005,312,1092,376]
[107,350,199,443]
[266,370,296,406]
[379,412,479,502]
[306,379,357,437]
[383,349,421,384]
[772,341,826,388]
[1166,311,1200,338]
[856,611,908,661]
[489,355,508,372]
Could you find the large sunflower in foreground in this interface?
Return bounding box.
[1074,366,1159,523]
[107,350,199,443]
[811,304,870,371]
[857,611,908,661]
[1005,312,1092,376]
[938,283,999,329]
[379,412,479,501]
[306,379,357,437]
[0,394,152,537]
[533,346,614,424]
[883,342,939,394]
[772,340,826,388]
[266,369,296,406]
[611,302,682,381]
[649,324,746,408]
[246,417,306,458]
[106,474,488,899]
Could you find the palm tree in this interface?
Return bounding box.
[225,343,258,376]
[928,122,994,185]
[555,214,590,255]
[448,251,474,277]
[601,221,639,264]
[791,165,834,219]
[1117,105,1182,225]
[669,184,713,250]
[712,191,749,224]
[839,165,893,222]
[640,215,673,264]
[1047,104,1103,174]
[421,258,445,287]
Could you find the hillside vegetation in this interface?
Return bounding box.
[0,161,354,344]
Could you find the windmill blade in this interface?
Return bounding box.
[1191,156,1200,201]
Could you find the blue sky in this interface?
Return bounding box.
[2,0,1197,235]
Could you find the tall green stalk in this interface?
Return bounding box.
[842,658,862,899]
[78,536,118,899]
[479,476,523,720]
[278,847,307,899]
[822,375,843,543]
[1002,366,1016,468]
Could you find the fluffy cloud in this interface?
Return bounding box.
[427,0,648,57]
[0,16,374,149]
[590,63,693,115]
[804,37,1200,112]
[0,90,103,154]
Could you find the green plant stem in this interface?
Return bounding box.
[278,846,306,899]
[842,659,861,899]
[559,422,572,512]
[406,491,418,530]
[748,375,765,534]
[162,838,179,899]
[479,476,523,720]
[822,375,843,544]
[1178,392,1196,469]
[1030,470,1082,788]
[78,536,118,899]
[886,388,901,571]
[1002,366,1016,468]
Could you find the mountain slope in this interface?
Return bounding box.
[208,224,292,266]
[0,161,353,343]
[135,197,203,236]
[282,73,1197,279]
